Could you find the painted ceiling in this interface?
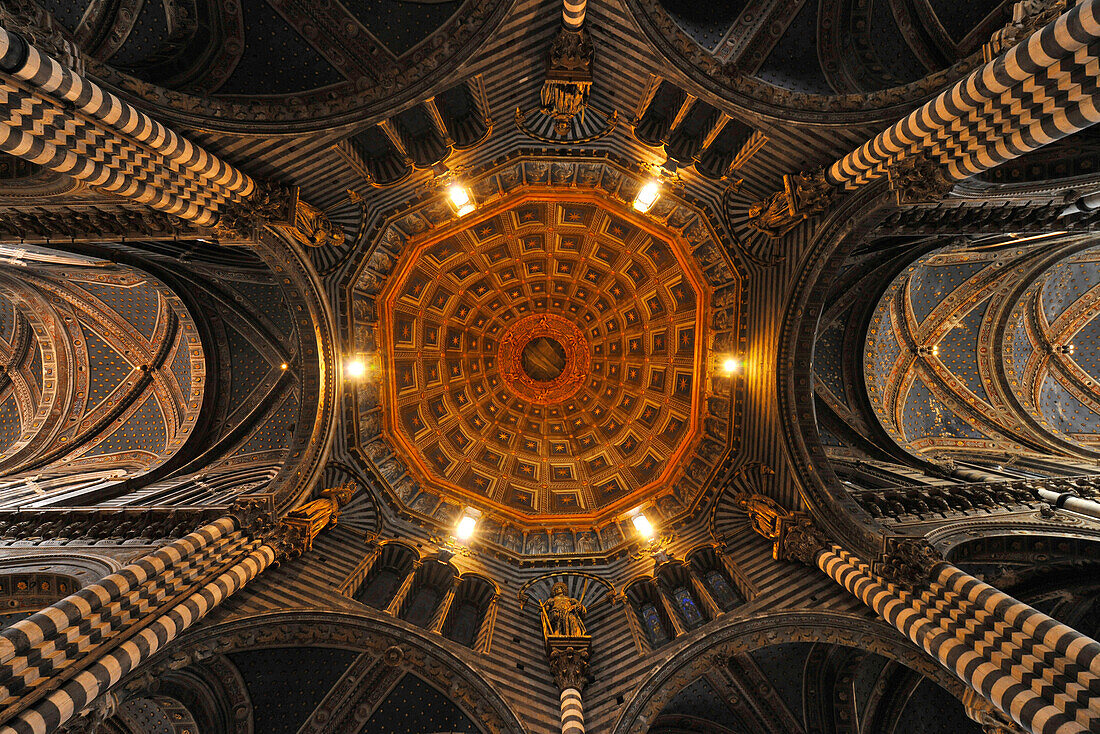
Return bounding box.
[350,154,742,551]
[0,258,204,497]
[865,242,1100,460]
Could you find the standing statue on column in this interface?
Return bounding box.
[541,582,587,636]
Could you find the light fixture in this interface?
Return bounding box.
[722,357,741,375]
[447,183,476,216]
[279,362,289,371]
[345,358,367,379]
[633,180,661,213]
[630,510,655,540]
[455,507,482,541]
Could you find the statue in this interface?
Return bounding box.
[540,582,587,637]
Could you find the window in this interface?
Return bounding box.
[640,603,669,646]
[704,570,743,611]
[672,586,704,628]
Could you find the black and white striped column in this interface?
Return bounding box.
[826,0,1100,190]
[816,546,1100,734]
[0,543,274,734]
[562,0,586,30]
[0,25,254,227]
[560,687,585,734]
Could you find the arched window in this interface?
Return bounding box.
[688,546,745,612]
[398,560,457,629]
[656,561,712,629]
[355,543,417,609]
[626,578,674,648]
[442,575,496,649]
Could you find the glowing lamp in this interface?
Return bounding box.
[722,357,741,375]
[346,359,367,378]
[633,181,661,213]
[455,507,481,541]
[631,512,655,539]
[448,184,476,216]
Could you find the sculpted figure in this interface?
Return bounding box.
[541,582,587,636]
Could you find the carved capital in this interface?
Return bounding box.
[879,537,945,590]
[747,169,837,238]
[214,181,297,240]
[984,1,1069,62]
[260,520,313,563]
[546,638,591,692]
[228,495,275,536]
[961,688,1026,733]
[776,514,829,566]
[0,2,82,73]
[887,151,955,205]
[212,182,345,248]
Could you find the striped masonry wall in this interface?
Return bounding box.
[827,0,1100,188]
[559,688,584,733]
[816,546,1100,734]
[562,0,586,30]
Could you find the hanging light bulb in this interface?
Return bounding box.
[633,180,661,213]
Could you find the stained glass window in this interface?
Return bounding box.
[673,586,704,628]
[640,603,668,645]
[704,570,743,611]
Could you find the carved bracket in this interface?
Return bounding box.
[747,169,838,237]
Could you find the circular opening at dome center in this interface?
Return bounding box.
[521,337,568,382]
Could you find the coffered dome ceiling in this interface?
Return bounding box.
[349,155,742,551]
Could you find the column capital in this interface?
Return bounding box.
[213,182,345,248]
[547,637,591,692]
[887,150,955,205]
[878,537,946,590]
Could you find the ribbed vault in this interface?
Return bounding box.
[0,249,204,501]
[865,239,1100,461]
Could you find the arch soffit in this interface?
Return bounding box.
[611,608,967,734]
[140,610,526,734]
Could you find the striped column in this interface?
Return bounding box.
[0,544,274,734]
[0,27,253,199]
[816,546,1100,734]
[562,0,586,30]
[827,0,1100,189]
[559,687,584,734]
[0,25,268,229]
